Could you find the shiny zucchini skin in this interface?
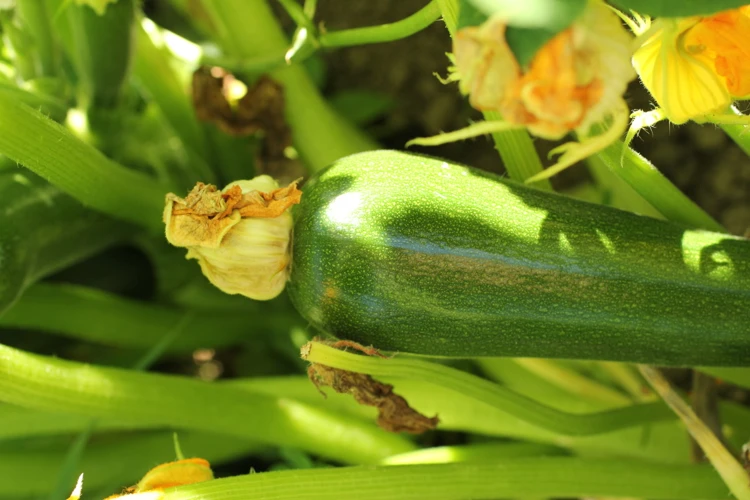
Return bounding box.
[288,151,750,366]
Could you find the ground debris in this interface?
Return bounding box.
[191,67,304,181]
[305,340,439,434]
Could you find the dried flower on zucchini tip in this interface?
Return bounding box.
[164,176,302,301]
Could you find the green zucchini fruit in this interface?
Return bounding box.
[288,150,750,366]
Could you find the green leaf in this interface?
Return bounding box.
[457,0,586,67]
[609,0,748,17]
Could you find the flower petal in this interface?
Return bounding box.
[633,19,731,124]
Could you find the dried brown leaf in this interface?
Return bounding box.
[306,340,438,434]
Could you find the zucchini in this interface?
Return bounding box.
[288,151,750,366]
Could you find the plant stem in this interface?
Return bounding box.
[301,342,673,436]
[484,111,551,188]
[160,458,729,500]
[276,0,314,33]
[698,367,750,391]
[134,19,215,184]
[0,431,263,498]
[200,0,375,172]
[15,0,59,77]
[0,94,167,231]
[512,358,631,406]
[596,139,725,232]
[585,154,662,218]
[62,0,137,108]
[433,0,550,188]
[720,106,750,157]
[0,82,68,118]
[320,1,441,47]
[0,343,415,464]
[639,366,750,500]
[0,283,275,352]
[381,442,563,465]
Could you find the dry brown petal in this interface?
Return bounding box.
[163,178,302,249]
[235,178,303,218]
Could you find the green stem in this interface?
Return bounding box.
[302,342,673,436]
[202,2,441,70]
[0,81,68,118]
[319,1,441,47]
[436,0,458,33]
[512,358,631,406]
[0,11,36,79]
[720,106,750,157]
[303,0,317,18]
[48,421,94,500]
[276,0,315,34]
[433,0,550,188]
[50,311,198,500]
[0,283,273,352]
[585,153,662,218]
[200,0,375,173]
[698,367,750,390]
[0,374,696,464]
[0,343,415,464]
[134,19,216,184]
[63,0,137,108]
[597,140,725,232]
[160,458,729,500]
[0,431,263,498]
[484,111,552,188]
[15,0,59,77]
[0,93,167,231]
[640,366,750,500]
[381,442,563,465]
[598,362,655,402]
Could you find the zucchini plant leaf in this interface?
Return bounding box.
[609,0,748,17]
[457,0,587,67]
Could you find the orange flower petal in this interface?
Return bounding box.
[452,18,520,111]
[684,8,750,98]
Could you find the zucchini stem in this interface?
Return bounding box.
[156,457,729,500]
[0,343,415,464]
[640,366,750,500]
[301,342,673,436]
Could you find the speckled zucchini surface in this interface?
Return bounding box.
[288,151,749,366]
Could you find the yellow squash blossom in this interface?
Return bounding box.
[628,6,750,141]
[66,459,213,500]
[104,458,214,500]
[409,0,636,183]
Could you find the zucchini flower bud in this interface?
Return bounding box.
[627,6,750,143]
[409,0,635,182]
[163,176,302,301]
